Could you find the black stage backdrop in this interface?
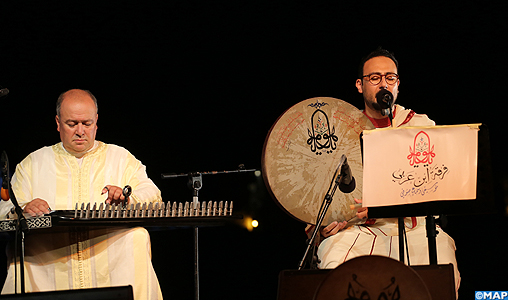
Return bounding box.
[0,2,507,299]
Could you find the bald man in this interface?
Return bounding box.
[0,89,163,299]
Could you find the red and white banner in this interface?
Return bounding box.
[362,124,480,207]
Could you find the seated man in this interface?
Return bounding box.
[0,89,163,299]
[316,49,460,296]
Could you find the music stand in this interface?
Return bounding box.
[362,124,491,264]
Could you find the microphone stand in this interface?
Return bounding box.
[161,165,255,300]
[190,173,201,300]
[382,105,430,265]
[387,104,394,124]
[382,108,407,263]
[298,156,349,270]
[1,151,29,294]
[383,106,410,262]
[381,104,394,127]
[386,106,409,264]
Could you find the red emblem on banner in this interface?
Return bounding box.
[407,131,435,166]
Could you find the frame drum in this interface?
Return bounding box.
[313,256,431,300]
[262,97,374,225]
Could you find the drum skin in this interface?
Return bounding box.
[313,256,431,300]
[262,97,374,225]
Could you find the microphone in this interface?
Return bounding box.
[376,89,393,110]
[376,89,394,119]
[0,88,9,98]
[336,155,356,193]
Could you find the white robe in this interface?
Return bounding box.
[317,106,461,295]
[0,141,163,299]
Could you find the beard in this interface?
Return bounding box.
[365,93,396,112]
[365,97,383,111]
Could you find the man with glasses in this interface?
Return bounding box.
[355,48,434,128]
[316,48,460,296]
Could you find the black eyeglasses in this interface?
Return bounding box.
[362,73,399,85]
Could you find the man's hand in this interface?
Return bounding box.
[23,198,51,217]
[102,185,130,206]
[355,198,368,219]
[320,220,349,238]
[320,199,369,238]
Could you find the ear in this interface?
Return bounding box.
[394,79,400,97]
[355,79,363,94]
[56,115,61,132]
